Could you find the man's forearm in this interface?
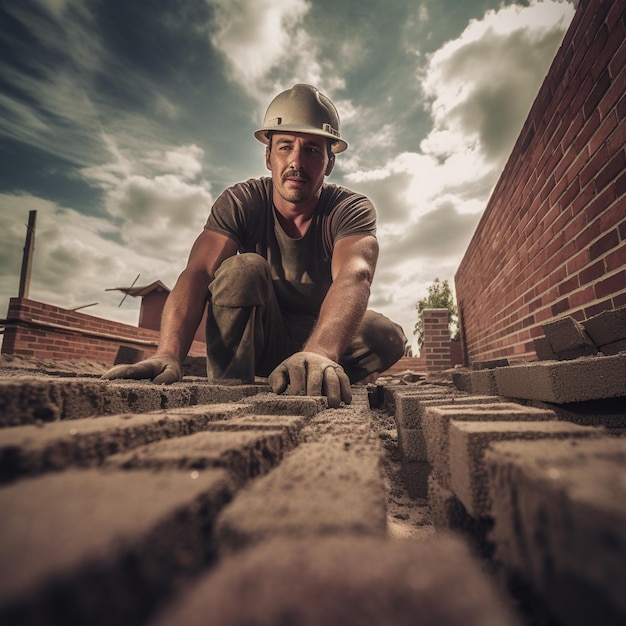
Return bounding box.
[156,270,209,362]
[303,274,370,362]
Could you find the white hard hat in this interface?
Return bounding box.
[254,84,348,153]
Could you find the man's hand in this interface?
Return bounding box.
[268,352,352,408]
[102,356,183,385]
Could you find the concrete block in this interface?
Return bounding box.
[451,369,472,392]
[533,336,557,361]
[486,438,626,626]
[152,535,522,626]
[583,305,626,347]
[470,369,499,395]
[0,377,263,426]
[598,338,626,356]
[494,354,626,403]
[109,428,298,486]
[542,316,598,359]
[449,420,603,518]
[402,460,431,499]
[0,403,247,482]
[214,438,387,554]
[0,469,234,625]
[422,403,555,489]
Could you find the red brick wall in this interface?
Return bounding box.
[422,309,452,372]
[455,0,626,365]
[2,298,206,364]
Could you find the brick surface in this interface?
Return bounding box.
[494,353,626,402]
[0,377,264,426]
[0,404,247,482]
[449,420,603,518]
[151,535,521,626]
[109,428,300,486]
[0,469,234,625]
[214,436,387,554]
[487,437,626,626]
[541,316,598,359]
[422,403,555,488]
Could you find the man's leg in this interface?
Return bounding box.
[205,253,289,382]
[339,310,407,383]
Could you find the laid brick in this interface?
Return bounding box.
[422,403,554,489]
[151,535,521,626]
[486,437,626,626]
[449,420,603,518]
[0,469,234,625]
[108,428,298,486]
[0,404,249,482]
[494,354,626,403]
[213,437,387,554]
[0,377,264,426]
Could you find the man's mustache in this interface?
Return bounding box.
[283,169,310,182]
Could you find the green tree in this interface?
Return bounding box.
[413,278,459,348]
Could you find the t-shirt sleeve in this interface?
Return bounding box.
[204,179,270,248]
[328,187,377,242]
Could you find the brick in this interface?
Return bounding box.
[213,438,387,554]
[541,315,598,358]
[151,535,521,626]
[0,469,234,625]
[421,403,554,490]
[0,378,264,426]
[583,304,626,346]
[486,437,626,626]
[495,354,626,403]
[449,420,602,518]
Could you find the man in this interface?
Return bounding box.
[104,84,406,407]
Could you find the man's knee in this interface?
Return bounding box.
[361,311,407,369]
[210,253,272,307]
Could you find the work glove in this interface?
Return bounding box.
[102,356,182,385]
[269,352,352,408]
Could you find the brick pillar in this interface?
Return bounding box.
[422,308,451,373]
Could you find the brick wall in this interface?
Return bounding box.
[422,308,452,372]
[455,0,626,365]
[1,298,206,364]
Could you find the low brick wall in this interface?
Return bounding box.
[1,298,206,365]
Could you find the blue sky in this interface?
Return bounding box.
[0,0,575,353]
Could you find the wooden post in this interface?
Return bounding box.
[18,210,37,299]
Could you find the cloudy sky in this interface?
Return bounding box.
[0,0,575,354]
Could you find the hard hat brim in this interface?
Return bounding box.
[254,127,348,154]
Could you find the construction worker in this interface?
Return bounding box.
[103,84,406,407]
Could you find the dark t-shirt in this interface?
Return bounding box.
[204,177,377,315]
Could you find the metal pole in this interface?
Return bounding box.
[18,210,37,299]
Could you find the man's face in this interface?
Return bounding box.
[266,132,335,206]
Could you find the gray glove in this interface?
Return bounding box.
[269,352,352,408]
[102,356,182,385]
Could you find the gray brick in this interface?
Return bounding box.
[486,438,626,626]
[151,535,522,626]
[583,305,626,347]
[214,437,387,554]
[109,428,299,486]
[542,316,597,359]
[422,403,555,488]
[449,420,604,518]
[0,404,247,482]
[0,377,263,426]
[494,354,626,403]
[0,469,234,625]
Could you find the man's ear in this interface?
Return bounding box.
[265,146,272,171]
[325,153,335,176]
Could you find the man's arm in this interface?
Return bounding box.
[103,230,238,383]
[269,234,378,406]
